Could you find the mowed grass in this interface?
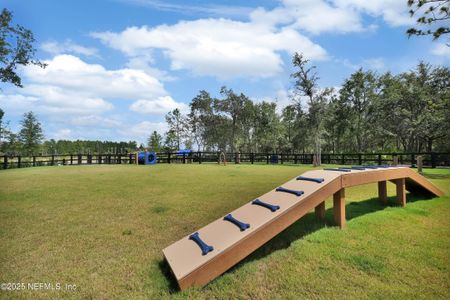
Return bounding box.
[0,164,449,299]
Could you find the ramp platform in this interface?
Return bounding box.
[162,166,444,290]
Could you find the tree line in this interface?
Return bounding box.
[151,56,450,157]
[0,110,137,155]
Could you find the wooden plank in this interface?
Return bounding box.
[395,178,406,207]
[378,181,387,204]
[164,170,342,289]
[163,166,444,290]
[333,188,346,229]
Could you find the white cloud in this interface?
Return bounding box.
[119,121,168,143]
[121,0,253,18]
[335,0,414,27]
[92,19,327,79]
[52,128,73,140]
[250,0,363,34]
[24,55,167,100]
[41,39,100,57]
[69,115,122,128]
[431,43,450,59]
[363,57,385,70]
[130,96,188,115]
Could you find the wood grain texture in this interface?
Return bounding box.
[163,167,444,290]
[378,181,387,204]
[333,188,346,229]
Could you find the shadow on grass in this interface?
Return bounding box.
[159,192,435,292]
[158,259,179,294]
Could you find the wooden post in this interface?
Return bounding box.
[341,154,345,165]
[395,178,406,207]
[18,156,21,168]
[393,155,398,166]
[51,155,55,166]
[266,154,269,164]
[358,153,362,165]
[417,155,423,174]
[70,155,73,165]
[315,201,326,220]
[129,154,132,164]
[378,154,382,165]
[250,153,254,164]
[378,181,387,204]
[32,156,36,167]
[3,156,7,169]
[333,188,346,229]
[168,153,171,164]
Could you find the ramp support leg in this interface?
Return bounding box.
[395,178,406,207]
[378,181,388,204]
[315,201,325,220]
[333,188,346,229]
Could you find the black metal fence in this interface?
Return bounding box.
[2,152,449,170]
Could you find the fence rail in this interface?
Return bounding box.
[1,152,449,170]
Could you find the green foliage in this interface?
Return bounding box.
[406,0,450,40]
[0,8,46,88]
[18,111,43,155]
[148,130,162,152]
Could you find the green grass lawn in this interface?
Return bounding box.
[0,164,449,299]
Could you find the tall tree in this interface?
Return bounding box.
[291,53,327,166]
[148,130,162,152]
[216,87,250,153]
[339,69,379,152]
[165,108,186,150]
[18,111,43,155]
[0,9,46,88]
[406,0,450,41]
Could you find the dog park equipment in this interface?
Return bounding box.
[137,151,157,165]
[162,166,444,290]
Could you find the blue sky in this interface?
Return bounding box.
[1,0,449,144]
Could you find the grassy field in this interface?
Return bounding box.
[0,164,449,299]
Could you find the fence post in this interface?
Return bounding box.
[129,154,133,164]
[78,154,82,165]
[118,154,121,164]
[266,154,269,164]
[51,155,55,166]
[294,154,297,164]
[3,156,7,169]
[250,153,254,164]
[341,154,345,165]
[168,152,171,164]
[411,154,415,167]
[378,154,382,165]
[358,154,362,165]
[183,153,186,164]
[33,156,36,167]
[70,155,73,165]
[198,151,202,164]
[431,152,436,168]
[18,155,21,168]
[98,155,102,164]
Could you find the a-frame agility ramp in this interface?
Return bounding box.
[162,166,444,290]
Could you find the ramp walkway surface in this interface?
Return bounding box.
[162,166,444,290]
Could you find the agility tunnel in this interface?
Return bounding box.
[162,166,444,290]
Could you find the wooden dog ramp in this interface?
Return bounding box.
[162,166,443,290]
